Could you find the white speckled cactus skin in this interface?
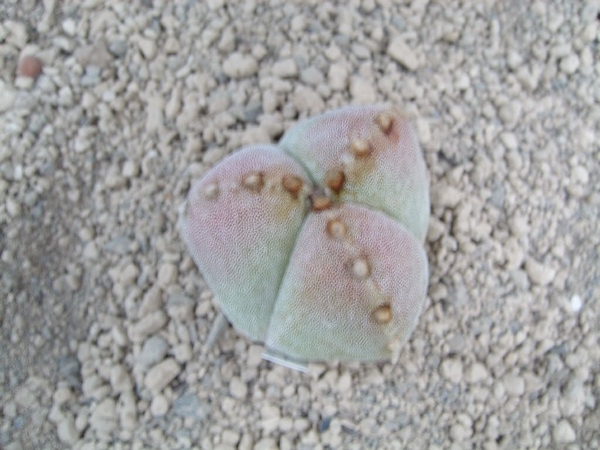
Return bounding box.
[180,105,429,363]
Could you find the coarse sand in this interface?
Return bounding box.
[0,1,599,449]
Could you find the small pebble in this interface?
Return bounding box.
[173,392,205,419]
[56,413,80,445]
[441,358,463,384]
[17,55,43,79]
[89,398,118,434]
[350,77,377,104]
[128,311,168,343]
[328,64,349,91]
[144,358,181,392]
[272,58,298,78]
[138,336,169,368]
[559,54,579,75]
[136,36,157,60]
[553,420,576,444]
[150,395,169,417]
[569,294,583,313]
[229,377,248,399]
[387,36,420,71]
[223,53,258,78]
[525,258,556,286]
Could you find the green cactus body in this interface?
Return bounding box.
[180,105,429,364]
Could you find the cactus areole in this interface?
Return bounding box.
[180,105,430,367]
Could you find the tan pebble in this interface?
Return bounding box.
[243,172,263,192]
[324,168,345,194]
[282,175,303,199]
[17,55,43,79]
[202,183,219,199]
[351,257,370,278]
[311,195,331,211]
[326,219,346,239]
[372,304,392,324]
[375,112,394,134]
[349,138,371,158]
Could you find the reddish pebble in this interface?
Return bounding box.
[17,55,43,79]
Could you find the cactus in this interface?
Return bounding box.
[180,105,429,366]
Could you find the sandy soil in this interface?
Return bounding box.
[1,1,599,449]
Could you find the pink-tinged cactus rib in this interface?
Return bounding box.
[265,204,428,362]
[279,105,429,242]
[179,145,312,341]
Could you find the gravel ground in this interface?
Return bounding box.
[1,1,599,449]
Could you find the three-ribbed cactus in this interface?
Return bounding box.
[180,105,429,365]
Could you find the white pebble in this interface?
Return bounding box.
[136,36,157,60]
[508,215,529,236]
[559,54,579,75]
[350,77,377,104]
[325,44,342,61]
[300,67,323,86]
[83,242,99,260]
[145,96,165,133]
[254,438,278,450]
[150,395,169,417]
[247,345,264,367]
[110,365,133,393]
[502,373,525,397]
[173,343,192,363]
[138,335,169,368]
[387,36,420,71]
[118,263,139,286]
[144,358,181,392]
[440,358,463,384]
[498,102,522,126]
[272,58,298,78]
[119,394,138,430]
[157,262,178,287]
[0,83,16,112]
[431,185,463,208]
[506,50,523,70]
[571,165,589,185]
[138,287,163,317]
[450,423,470,442]
[464,363,488,384]
[553,420,576,444]
[5,21,28,48]
[569,294,583,313]
[128,311,168,343]
[166,294,194,321]
[53,388,73,406]
[328,64,349,91]
[292,86,324,115]
[223,53,258,79]
[57,413,80,445]
[89,398,118,434]
[229,377,248,399]
[500,132,518,150]
[6,198,21,217]
[525,258,556,286]
[62,18,77,36]
[122,160,140,178]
